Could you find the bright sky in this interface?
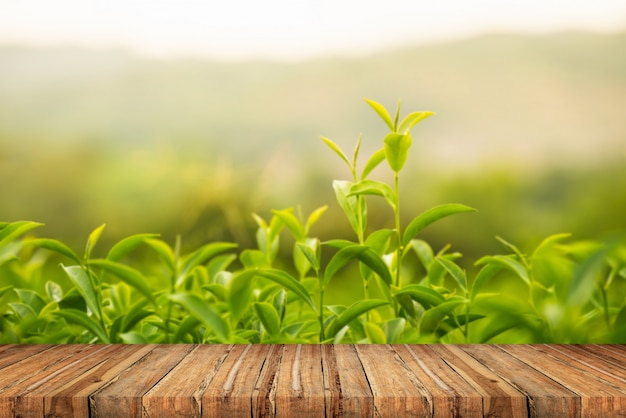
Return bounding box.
[1,0,626,60]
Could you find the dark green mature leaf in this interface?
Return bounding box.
[402,204,476,247]
[397,111,434,134]
[364,98,394,130]
[169,293,231,343]
[88,259,155,304]
[320,136,352,169]
[349,180,397,210]
[435,256,467,293]
[255,268,316,312]
[324,244,392,287]
[326,299,388,337]
[61,264,100,318]
[0,221,43,248]
[107,233,160,262]
[361,148,386,180]
[54,309,110,343]
[30,238,82,264]
[383,132,411,173]
[254,302,281,337]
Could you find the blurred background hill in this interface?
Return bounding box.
[1,30,625,264]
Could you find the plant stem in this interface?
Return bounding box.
[393,172,402,317]
[319,280,325,342]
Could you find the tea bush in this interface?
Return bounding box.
[1,99,625,344]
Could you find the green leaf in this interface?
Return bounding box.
[88,259,155,304]
[532,233,572,259]
[324,244,392,287]
[365,98,394,130]
[0,284,15,299]
[469,263,503,301]
[435,256,467,293]
[179,242,238,287]
[305,205,328,233]
[568,243,612,307]
[364,322,387,344]
[240,249,270,269]
[30,238,82,264]
[333,180,364,238]
[254,302,281,337]
[394,284,445,309]
[145,239,176,272]
[326,299,388,337]
[61,264,100,318]
[383,132,412,173]
[54,309,110,343]
[296,240,320,271]
[228,269,256,323]
[410,239,434,269]
[349,180,397,210]
[85,224,106,261]
[0,221,43,248]
[420,298,467,334]
[476,255,531,286]
[397,111,434,134]
[320,136,352,169]
[384,318,406,344]
[272,208,304,241]
[14,288,46,313]
[402,204,476,247]
[169,293,231,343]
[361,148,386,180]
[256,268,316,312]
[107,233,160,262]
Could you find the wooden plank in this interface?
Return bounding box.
[7,345,130,418]
[0,344,52,370]
[44,344,156,417]
[355,344,431,417]
[428,345,528,417]
[201,344,273,418]
[326,344,372,417]
[555,345,626,379]
[273,344,325,417]
[89,344,194,417]
[141,344,232,418]
[587,345,626,368]
[396,345,483,418]
[500,344,626,417]
[0,345,102,418]
[460,344,579,417]
[252,344,283,417]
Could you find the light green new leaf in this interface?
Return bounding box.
[326,299,388,338]
[169,293,231,343]
[364,322,387,344]
[365,98,394,130]
[383,132,412,173]
[402,204,476,247]
[107,233,160,262]
[61,264,100,318]
[532,233,572,259]
[179,242,238,287]
[320,136,352,169]
[305,205,328,233]
[296,239,320,271]
[0,221,43,248]
[469,263,503,301]
[349,180,397,210]
[435,256,467,293]
[410,239,434,268]
[272,208,304,241]
[30,238,82,264]
[145,239,176,272]
[397,111,434,134]
[256,268,316,312]
[361,148,386,180]
[254,302,281,337]
[54,309,110,343]
[14,288,46,313]
[88,259,155,304]
[567,243,613,307]
[85,224,106,261]
[333,180,364,237]
[228,269,256,323]
[384,317,406,344]
[324,244,392,287]
[476,255,531,286]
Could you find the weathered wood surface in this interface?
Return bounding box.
[0,345,624,417]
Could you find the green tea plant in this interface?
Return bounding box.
[1,99,625,344]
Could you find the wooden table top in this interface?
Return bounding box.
[0,344,625,417]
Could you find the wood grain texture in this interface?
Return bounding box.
[0,344,625,417]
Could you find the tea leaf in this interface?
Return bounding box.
[0,221,43,249]
[179,242,238,286]
[326,299,388,337]
[169,293,231,343]
[469,263,503,301]
[364,321,387,343]
[296,240,320,271]
[54,309,110,343]
[435,256,467,293]
[333,180,363,237]
[107,233,160,262]
[361,147,386,180]
[272,208,304,241]
[30,238,82,264]
[410,239,434,269]
[349,180,397,210]
[397,111,434,134]
[45,281,64,302]
[476,255,530,286]
[145,238,176,272]
[89,259,155,304]
[384,317,406,343]
[85,224,106,261]
[255,268,316,312]
[402,204,476,247]
[305,205,328,233]
[324,244,392,287]
[320,136,352,170]
[384,132,412,173]
[254,302,281,337]
[421,298,467,334]
[394,284,445,309]
[364,98,394,130]
[228,269,256,322]
[61,264,100,319]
